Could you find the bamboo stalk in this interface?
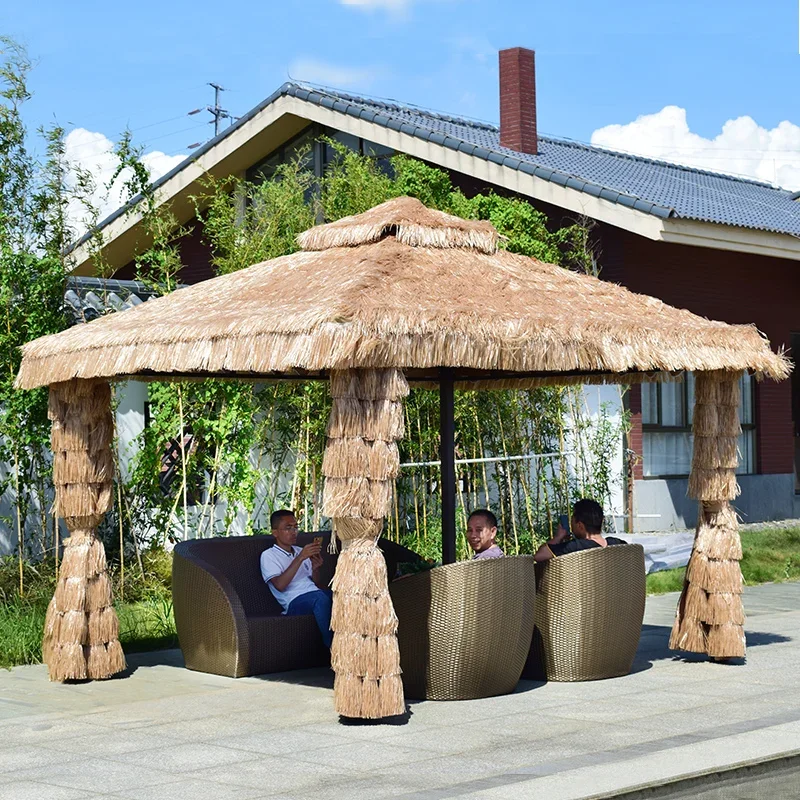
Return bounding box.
[457,468,469,558]
[393,480,400,543]
[312,460,320,531]
[200,442,221,538]
[38,472,47,560]
[417,411,428,545]
[15,447,23,597]
[513,396,535,543]
[496,405,518,554]
[473,408,490,508]
[177,386,188,541]
[117,478,124,602]
[405,406,421,548]
[304,394,311,528]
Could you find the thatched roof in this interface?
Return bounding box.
[16,197,789,389]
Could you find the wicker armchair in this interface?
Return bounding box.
[389,556,537,700]
[172,533,421,678]
[523,543,646,682]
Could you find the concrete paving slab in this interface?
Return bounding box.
[2,581,800,799]
[0,781,95,800]
[107,776,266,800]
[4,759,184,795]
[183,754,358,793]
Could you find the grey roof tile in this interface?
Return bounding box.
[72,80,800,253]
[65,277,158,325]
[282,83,800,237]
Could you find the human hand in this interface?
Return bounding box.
[310,552,323,570]
[553,524,569,543]
[299,542,322,561]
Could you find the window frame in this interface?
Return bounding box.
[641,373,757,479]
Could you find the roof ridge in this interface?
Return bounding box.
[289,82,787,191]
[287,81,499,134]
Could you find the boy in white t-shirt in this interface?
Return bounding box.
[259,510,333,647]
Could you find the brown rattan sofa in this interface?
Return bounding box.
[389,555,537,700]
[172,532,421,678]
[523,543,646,682]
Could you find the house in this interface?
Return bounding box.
[69,47,800,532]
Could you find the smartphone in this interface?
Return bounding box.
[558,515,570,535]
[313,536,323,546]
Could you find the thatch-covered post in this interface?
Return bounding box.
[42,379,125,681]
[670,370,745,659]
[323,368,408,718]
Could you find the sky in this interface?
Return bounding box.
[4,0,800,224]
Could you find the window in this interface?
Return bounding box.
[246,126,395,191]
[641,372,755,477]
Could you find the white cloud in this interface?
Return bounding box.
[63,128,186,239]
[591,106,800,191]
[289,58,377,90]
[339,0,411,9]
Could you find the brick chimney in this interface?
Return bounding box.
[499,47,538,155]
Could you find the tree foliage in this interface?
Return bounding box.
[0,39,628,578]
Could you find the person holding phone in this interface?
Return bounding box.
[260,509,333,647]
[534,498,625,562]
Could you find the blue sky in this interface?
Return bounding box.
[4,0,800,201]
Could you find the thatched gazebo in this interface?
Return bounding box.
[16,197,789,719]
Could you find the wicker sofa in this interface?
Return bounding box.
[389,556,537,700]
[172,533,421,678]
[523,543,646,682]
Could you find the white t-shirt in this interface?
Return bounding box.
[260,545,318,613]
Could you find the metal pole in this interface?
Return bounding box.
[439,368,456,564]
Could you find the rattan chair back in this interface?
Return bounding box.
[524,543,646,682]
[390,555,536,700]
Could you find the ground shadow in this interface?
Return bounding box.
[633,624,791,670]
[254,666,334,689]
[339,707,413,726]
[124,647,184,671]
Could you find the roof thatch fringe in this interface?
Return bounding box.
[14,199,790,390]
[323,476,393,518]
[334,518,383,540]
[326,399,404,441]
[699,592,745,626]
[298,197,498,254]
[706,623,745,659]
[330,369,409,401]
[16,325,789,390]
[322,438,400,480]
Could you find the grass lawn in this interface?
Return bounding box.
[2,527,799,668]
[646,526,800,595]
[0,596,177,670]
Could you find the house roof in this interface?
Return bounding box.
[69,81,800,273]
[64,277,158,325]
[279,84,800,237]
[81,81,800,245]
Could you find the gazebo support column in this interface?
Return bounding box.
[670,371,745,659]
[323,368,409,718]
[43,379,126,681]
[439,368,456,565]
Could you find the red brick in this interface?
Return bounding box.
[499,48,538,155]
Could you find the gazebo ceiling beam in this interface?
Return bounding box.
[101,367,685,385]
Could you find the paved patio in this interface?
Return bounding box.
[2,583,800,799]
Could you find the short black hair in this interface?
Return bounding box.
[572,499,603,534]
[270,509,296,530]
[468,509,498,528]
